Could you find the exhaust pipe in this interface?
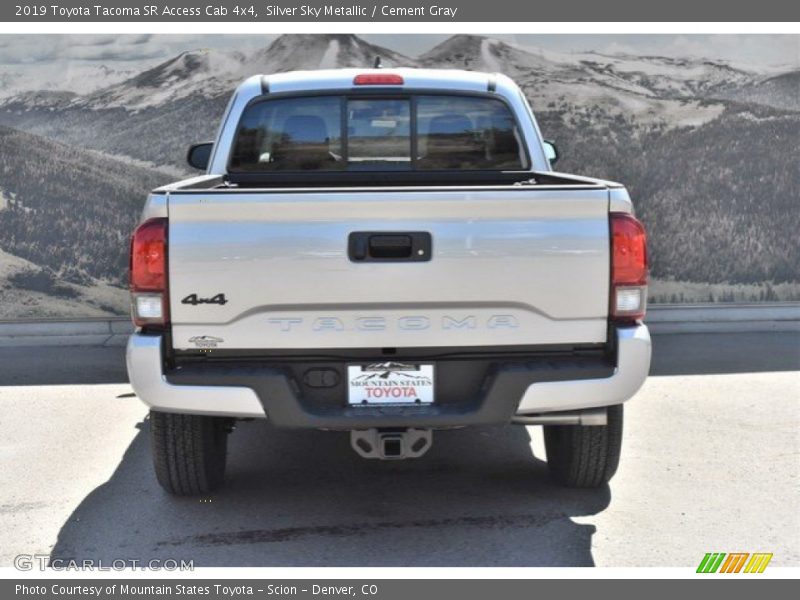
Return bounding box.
[512,407,607,426]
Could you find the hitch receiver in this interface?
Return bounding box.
[350,428,432,460]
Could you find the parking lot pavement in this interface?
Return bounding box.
[0,332,797,567]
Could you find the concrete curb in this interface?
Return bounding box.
[0,318,133,348]
[0,303,797,347]
[646,303,800,334]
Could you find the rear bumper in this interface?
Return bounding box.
[126,325,651,426]
[516,324,651,414]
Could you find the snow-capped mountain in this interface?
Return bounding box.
[78,35,415,111]
[2,90,79,110]
[0,35,421,170]
[420,35,756,97]
[574,53,755,97]
[247,34,414,73]
[420,34,565,75]
[82,49,248,110]
[2,33,790,120]
[0,62,149,100]
[418,35,765,129]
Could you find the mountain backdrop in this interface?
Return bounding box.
[0,34,798,317]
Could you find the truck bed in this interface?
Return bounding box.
[158,170,617,192]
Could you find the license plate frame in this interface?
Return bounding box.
[347,362,435,406]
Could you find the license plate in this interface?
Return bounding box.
[347,362,434,405]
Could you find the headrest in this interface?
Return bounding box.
[427,115,473,137]
[281,115,329,144]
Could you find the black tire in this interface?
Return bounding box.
[149,410,230,496]
[544,404,623,488]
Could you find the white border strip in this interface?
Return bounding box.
[2,566,799,579]
[0,22,798,34]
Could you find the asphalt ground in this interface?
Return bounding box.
[0,332,797,567]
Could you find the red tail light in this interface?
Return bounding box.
[610,212,648,323]
[353,73,404,86]
[130,218,168,328]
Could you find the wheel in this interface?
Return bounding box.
[149,410,231,496]
[544,404,623,488]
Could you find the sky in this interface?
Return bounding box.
[0,34,796,96]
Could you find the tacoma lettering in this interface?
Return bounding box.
[265,315,519,332]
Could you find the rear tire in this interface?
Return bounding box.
[544,404,623,488]
[149,410,230,496]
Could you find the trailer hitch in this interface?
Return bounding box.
[350,428,433,460]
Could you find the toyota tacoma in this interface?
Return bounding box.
[126,68,651,495]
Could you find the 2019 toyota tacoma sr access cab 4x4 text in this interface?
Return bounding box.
[126,68,651,495]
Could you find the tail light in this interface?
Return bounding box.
[610,212,648,324]
[353,73,404,85]
[130,218,168,328]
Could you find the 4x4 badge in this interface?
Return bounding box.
[181,293,228,306]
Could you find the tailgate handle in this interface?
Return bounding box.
[349,232,431,262]
[370,235,412,257]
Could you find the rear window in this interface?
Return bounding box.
[228,94,527,172]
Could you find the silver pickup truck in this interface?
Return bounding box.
[126,68,651,495]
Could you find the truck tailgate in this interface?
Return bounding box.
[167,187,610,350]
